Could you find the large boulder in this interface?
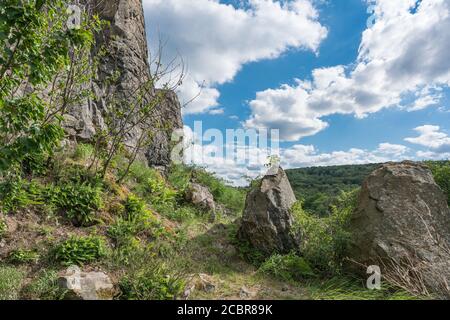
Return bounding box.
[185,183,216,221]
[347,161,450,298]
[238,167,300,256]
[58,267,115,300]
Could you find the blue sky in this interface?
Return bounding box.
[144,0,450,184]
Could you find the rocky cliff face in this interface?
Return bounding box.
[65,0,182,168]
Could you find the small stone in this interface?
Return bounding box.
[239,286,258,299]
[58,266,115,300]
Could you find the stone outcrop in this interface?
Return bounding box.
[58,266,115,300]
[238,167,300,256]
[185,183,216,215]
[347,161,450,298]
[65,0,182,168]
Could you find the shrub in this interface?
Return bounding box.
[119,263,185,300]
[0,266,26,300]
[124,194,146,222]
[0,177,37,213]
[48,182,103,226]
[427,161,450,205]
[73,144,94,162]
[8,249,40,264]
[259,253,315,282]
[292,189,358,274]
[54,236,107,266]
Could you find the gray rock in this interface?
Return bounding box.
[238,167,300,256]
[64,0,183,168]
[58,266,115,300]
[347,161,450,299]
[185,183,216,220]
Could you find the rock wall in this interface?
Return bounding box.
[65,0,182,168]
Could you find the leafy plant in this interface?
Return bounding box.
[291,189,358,274]
[54,236,107,266]
[0,0,98,174]
[8,249,40,264]
[48,182,103,226]
[427,160,450,205]
[259,253,315,282]
[119,263,185,300]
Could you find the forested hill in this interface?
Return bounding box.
[285,163,382,216]
[286,161,450,216]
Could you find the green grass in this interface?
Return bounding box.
[307,277,419,300]
[0,265,26,300]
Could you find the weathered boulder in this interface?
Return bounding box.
[238,167,300,256]
[58,266,115,300]
[347,161,450,298]
[185,183,216,221]
[65,0,183,168]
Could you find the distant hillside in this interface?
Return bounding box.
[286,161,450,216]
[286,163,382,216]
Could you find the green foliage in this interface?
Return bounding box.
[286,164,378,216]
[48,182,103,226]
[0,0,97,174]
[0,176,45,213]
[108,194,167,258]
[292,189,358,274]
[124,194,146,222]
[307,276,418,300]
[22,269,62,300]
[119,262,185,300]
[0,265,25,300]
[259,253,315,282]
[73,144,94,162]
[0,217,6,238]
[54,236,107,266]
[427,160,450,205]
[228,225,266,266]
[8,248,40,264]
[168,164,246,215]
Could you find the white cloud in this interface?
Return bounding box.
[143,0,327,114]
[246,0,450,141]
[405,125,450,153]
[182,123,411,185]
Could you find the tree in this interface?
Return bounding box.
[0,0,99,175]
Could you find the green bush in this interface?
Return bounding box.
[292,189,358,274]
[0,266,26,300]
[124,194,146,222]
[48,182,103,226]
[427,161,450,205]
[119,263,185,300]
[54,236,107,266]
[259,253,315,282]
[0,177,40,213]
[8,249,40,264]
[73,144,94,161]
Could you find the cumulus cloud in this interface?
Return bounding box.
[182,123,411,185]
[405,125,450,155]
[143,0,327,114]
[246,0,450,141]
